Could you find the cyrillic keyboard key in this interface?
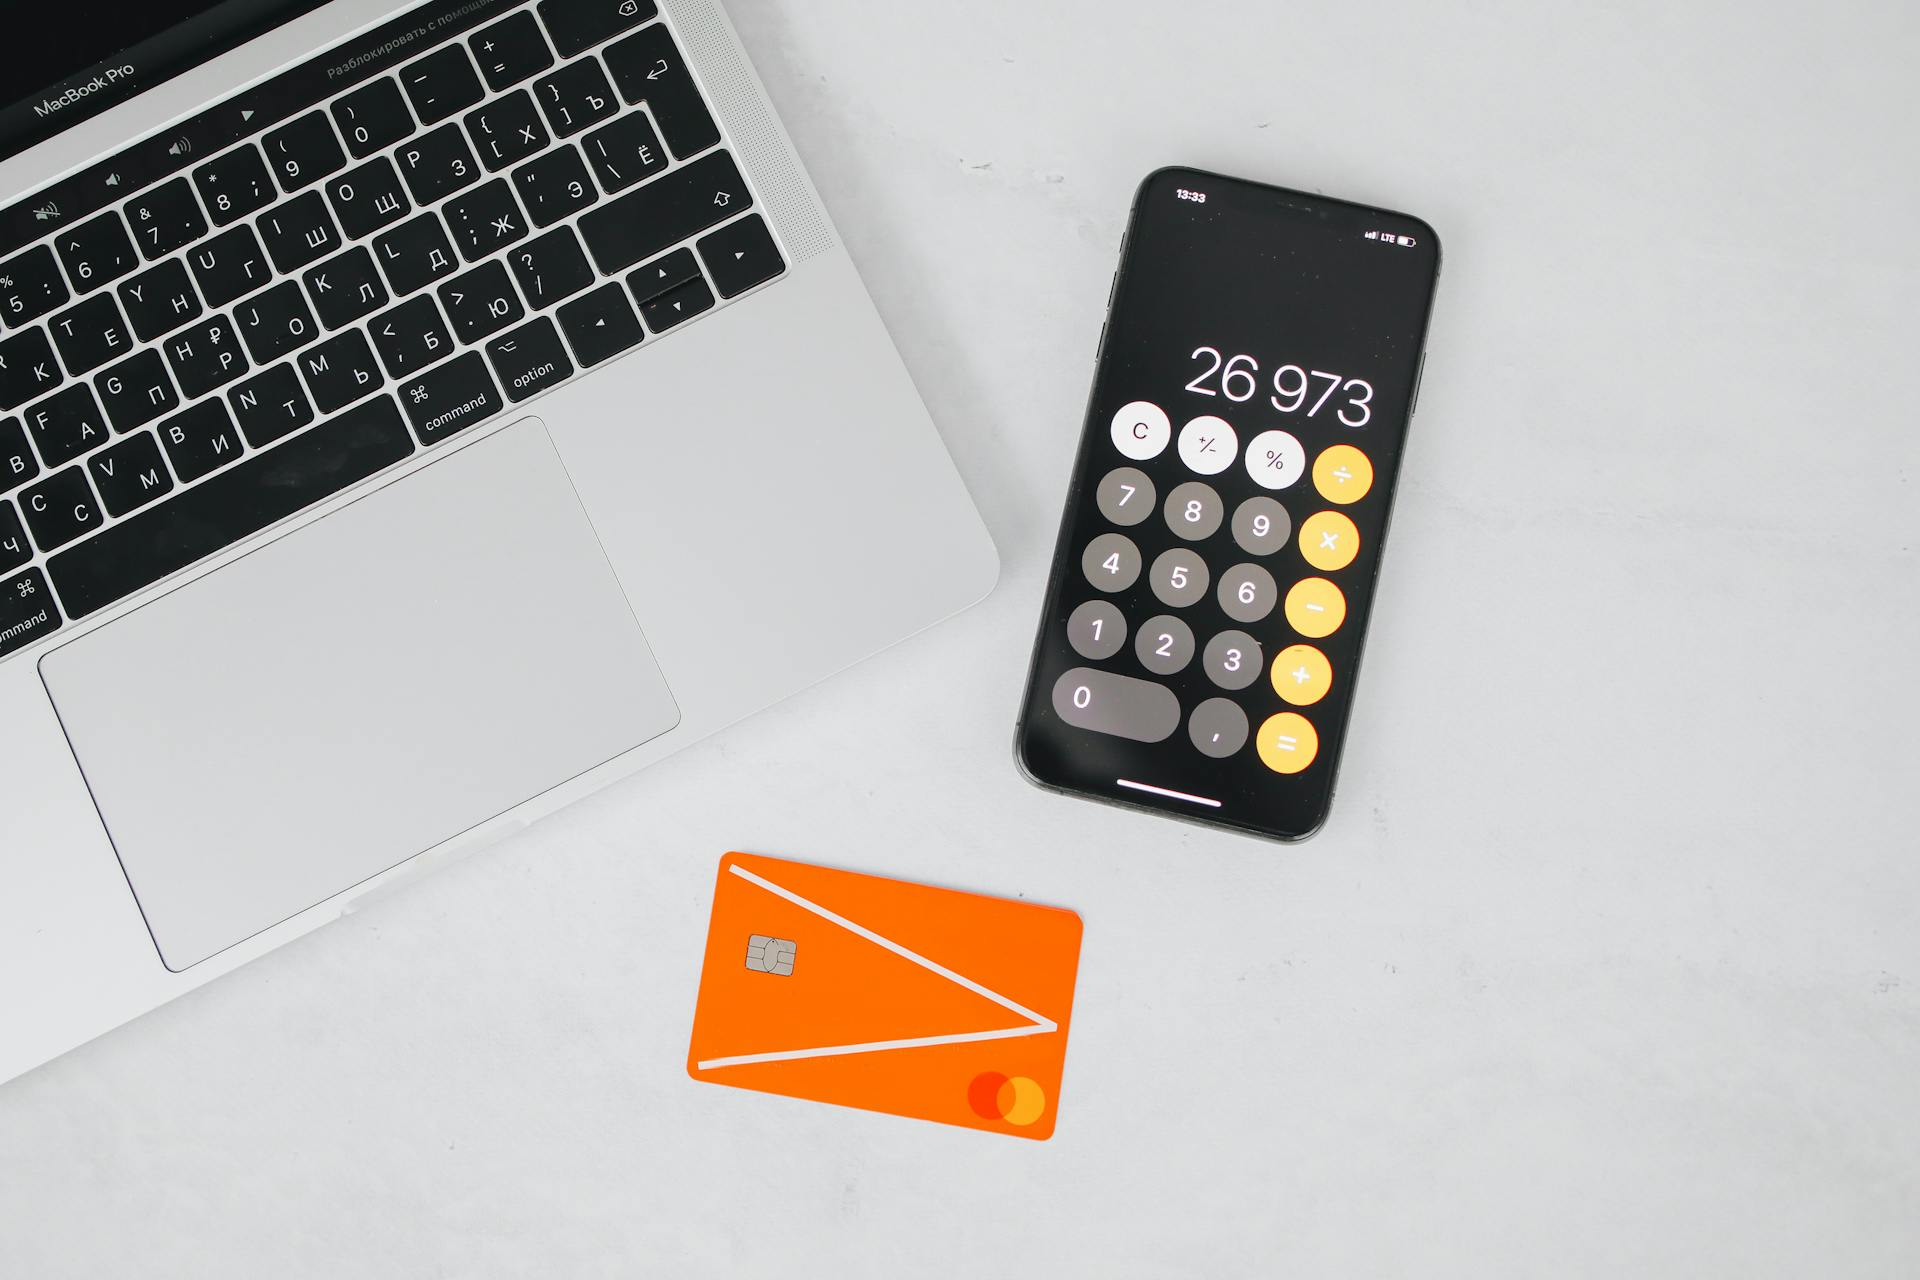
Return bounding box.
[0,417,37,493]
[604,24,721,159]
[89,430,175,515]
[160,399,247,483]
[302,244,389,330]
[20,466,102,552]
[23,385,109,467]
[512,145,598,228]
[258,191,341,273]
[579,150,749,276]
[236,280,317,365]
[191,225,271,308]
[698,214,785,298]
[538,0,655,57]
[93,348,179,432]
[165,314,250,399]
[327,156,412,240]
[0,500,29,571]
[465,90,550,172]
[118,258,203,342]
[374,214,460,295]
[470,11,556,93]
[55,213,139,293]
[398,350,503,446]
[333,77,415,159]
[0,567,60,658]
[228,362,315,448]
[1050,667,1181,743]
[48,394,412,618]
[48,294,133,375]
[0,327,63,410]
[485,315,572,402]
[438,260,524,344]
[397,124,482,206]
[532,58,619,137]
[557,283,642,367]
[582,112,667,193]
[123,178,208,261]
[369,295,451,379]
[299,328,383,413]
[0,245,70,327]
[443,179,528,262]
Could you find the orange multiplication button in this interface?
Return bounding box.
[1284,577,1346,638]
[1312,444,1373,504]
[1270,644,1332,706]
[1255,712,1319,773]
[1298,510,1359,572]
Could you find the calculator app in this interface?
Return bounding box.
[1017,168,1439,840]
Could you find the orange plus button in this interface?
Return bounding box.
[1299,510,1359,572]
[1256,712,1319,773]
[1312,444,1373,504]
[1284,577,1346,638]
[1270,644,1332,706]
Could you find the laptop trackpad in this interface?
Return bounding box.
[39,419,679,971]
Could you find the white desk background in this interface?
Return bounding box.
[4,2,1916,1275]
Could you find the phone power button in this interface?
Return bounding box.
[1410,351,1427,419]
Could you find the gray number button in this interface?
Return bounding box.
[1081,532,1141,592]
[1202,629,1262,690]
[1051,667,1180,742]
[1066,599,1127,659]
[1163,480,1223,541]
[1095,466,1156,526]
[1217,562,1278,622]
[1232,496,1291,556]
[1148,547,1209,608]
[1134,613,1195,675]
[1188,697,1250,758]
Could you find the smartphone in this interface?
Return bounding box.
[1014,167,1440,841]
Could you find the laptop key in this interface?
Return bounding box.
[191,225,271,308]
[20,466,101,551]
[398,350,504,446]
[333,77,415,159]
[47,394,414,619]
[532,58,619,138]
[582,113,667,194]
[263,111,348,194]
[124,179,208,262]
[466,91,551,173]
[444,180,528,262]
[94,349,179,432]
[0,245,70,328]
[302,244,390,330]
[627,247,698,303]
[88,430,175,515]
[511,226,595,307]
[579,150,749,276]
[1,417,37,494]
[327,156,413,240]
[605,24,721,160]
[56,213,139,294]
[160,399,247,483]
[195,144,276,226]
[118,258,204,342]
[402,44,486,127]
[397,124,482,206]
[24,385,110,466]
[0,501,28,572]
[369,295,452,379]
[486,315,572,402]
[469,11,555,93]
[48,294,133,375]
[299,328,384,413]
[512,145,598,228]
[236,281,318,365]
[166,314,250,398]
[538,0,655,58]
[438,261,523,344]
[375,214,460,295]
[557,282,642,368]
[698,214,785,298]
[258,191,342,273]
[639,276,713,333]
[0,567,59,657]
[228,362,315,448]
[0,327,63,410]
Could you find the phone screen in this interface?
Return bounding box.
[1016,168,1440,840]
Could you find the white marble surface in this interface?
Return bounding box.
[4,1,1919,1275]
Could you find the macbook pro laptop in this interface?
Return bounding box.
[0,0,996,1085]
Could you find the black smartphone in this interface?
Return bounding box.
[1014,167,1440,842]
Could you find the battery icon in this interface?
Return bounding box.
[1396,235,1417,246]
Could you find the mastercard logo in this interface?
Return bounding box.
[968,1072,1047,1126]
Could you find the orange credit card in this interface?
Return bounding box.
[686,853,1083,1140]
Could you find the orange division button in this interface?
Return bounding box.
[1256,712,1319,773]
[1298,510,1359,572]
[1270,644,1333,706]
[1312,444,1373,503]
[1284,577,1346,638]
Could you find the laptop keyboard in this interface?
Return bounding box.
[0,0,787,659]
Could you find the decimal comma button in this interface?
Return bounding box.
[1051,667,1180,743]
[1256,711,1319,773]
[1284,577,1346,638]
[1109,400,1170,460]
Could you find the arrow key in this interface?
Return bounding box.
[557,282,643,367]
[697,214,784,298]
[625,247,697,304]
[638,275,712,334]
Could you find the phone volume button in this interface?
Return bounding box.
[1410,351,1427,419]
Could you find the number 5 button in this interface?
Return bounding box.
[1110,400,1170,460]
